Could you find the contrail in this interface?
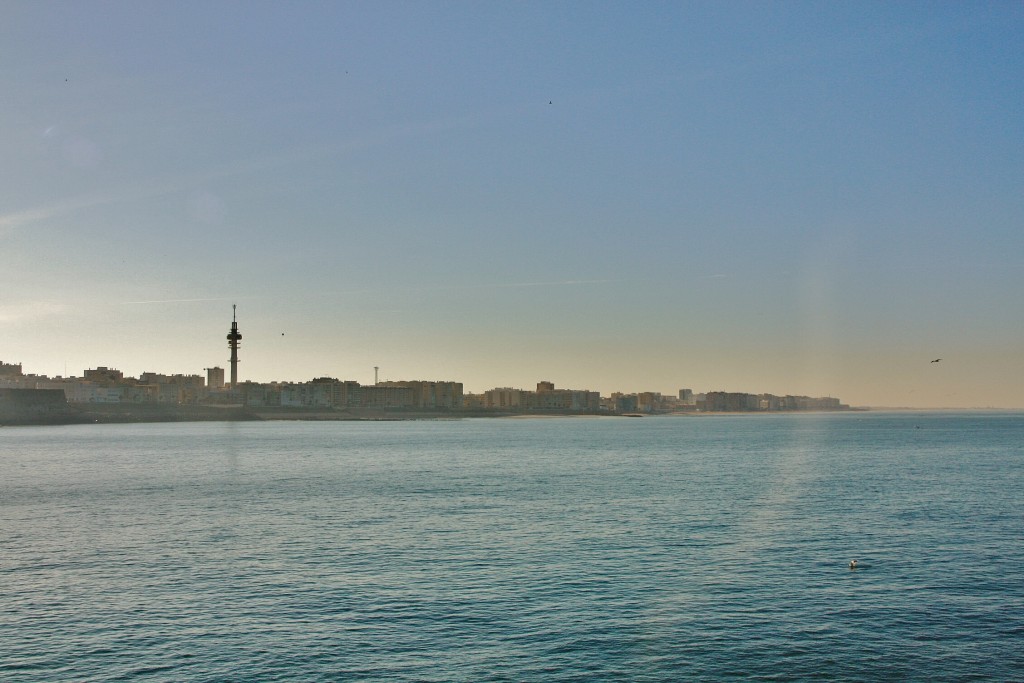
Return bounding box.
[119,297,236,305]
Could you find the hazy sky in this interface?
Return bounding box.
[2,1,1022,408]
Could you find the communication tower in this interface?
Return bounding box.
[227,304,242,387]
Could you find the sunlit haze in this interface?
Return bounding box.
[2,2,1022,408]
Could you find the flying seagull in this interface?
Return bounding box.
[931,358,942,363]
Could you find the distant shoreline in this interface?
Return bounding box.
[2,405,852,426]
[5,400,1021,427]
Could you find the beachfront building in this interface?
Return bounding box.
[484,387,527,409]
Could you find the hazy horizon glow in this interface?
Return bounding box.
[2,2,1022,407]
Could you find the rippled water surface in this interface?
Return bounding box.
[3,413,1023,681]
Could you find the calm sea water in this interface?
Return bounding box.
[2,413,1023,681]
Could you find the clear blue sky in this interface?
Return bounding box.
[3,1,1022,408]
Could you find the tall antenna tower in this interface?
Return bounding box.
[227,304,242,388]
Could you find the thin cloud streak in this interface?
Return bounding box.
[0,280,621,321]
[0,182,179,235]
[316,278,619,298]
[1,111,489,238]
[484,279,615,289]
[0,206,61,233]
[116,279,617,307]
[0,301,68,325]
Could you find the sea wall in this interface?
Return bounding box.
[0,388,83,425]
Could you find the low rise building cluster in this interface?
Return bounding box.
[235,378,464,410]
[465,381,600,412]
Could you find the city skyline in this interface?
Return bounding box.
[3,3,1022,409]
[3,353,851,415]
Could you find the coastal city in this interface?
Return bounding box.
[1,311,848,424]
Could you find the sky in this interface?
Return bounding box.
[2,1,1022,408]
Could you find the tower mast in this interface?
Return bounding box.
[227,304,242,388]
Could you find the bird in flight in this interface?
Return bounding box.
[931,358,942,363]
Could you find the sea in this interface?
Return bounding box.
[2,412,1022,682]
